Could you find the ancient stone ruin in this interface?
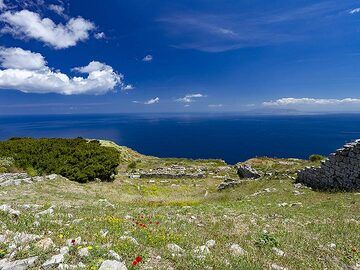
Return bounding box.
[129,165,206,179]
[218,164,261,191]
[0,173,61,187]
[297,140,360,190]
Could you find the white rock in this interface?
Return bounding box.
[60,246,69,255]
[36,207,54,217]
[0,256,37,270]
[33,221,40,227]
[119,236,138,245]
[328,243,336,249]
[13,232,40,244]
[193,245,210,259]
[229,244,246,256]
[77,262,86,268]
[167,243,184,253]
[272,247,285,256]
[0,204,20,217]
[101,229,109,237]
[271,263,288,270]
[98,199,115,208]
[36,238,54,250]
[47,174,57,180]
[78,247,90,257]
[99,260,127,270]
[109,250,122,261]
[205,240,216,248]
[277,203,288,207]
[42,253,65,268]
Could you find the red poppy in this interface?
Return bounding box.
[135,256,142,262]
[155,221,160,225]
[71,239,76,245]
[132,260,138,266]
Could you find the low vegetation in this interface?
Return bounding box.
[0,138,119,183]
[0,141,358,270]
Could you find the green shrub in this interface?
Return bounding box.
[0,138,119,183]
[26,166,37,177]
[127,161,137,170]
[255,232,279,248]
[309,154,326,162]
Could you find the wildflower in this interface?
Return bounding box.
[88,245,93,250]
[59,234,64,239]
[132,256,142,266]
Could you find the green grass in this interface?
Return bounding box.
[0,146,359,270]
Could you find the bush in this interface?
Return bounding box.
[127,161,137,170]
[0,138,119,183]
[309,154,326,162]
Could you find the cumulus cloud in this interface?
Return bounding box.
[142,54,153,62]
[0,47,123,95]
[0,47,46,70]
[0,0,6,10]
[0,10,95,49]
[144,97,159,104]
[349,8,360,14]
[262,97,360,106]
[94,32,106,39]
[176,93,206,103]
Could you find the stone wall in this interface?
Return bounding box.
[297,140,360,190]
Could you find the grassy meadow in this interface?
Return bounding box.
[0,141,359,270]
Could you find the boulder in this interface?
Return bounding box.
[99,260,127,270]
[236,164,261,179]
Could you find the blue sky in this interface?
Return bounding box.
[0,0,360,114]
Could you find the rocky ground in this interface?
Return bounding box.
[0,146,359,270]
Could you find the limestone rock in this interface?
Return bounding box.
[0,256,37,270]
[229,244,246,256]
[272,247,285,256]
[236,164,261,179]
[167,243,184,254]
[0,205,20,217]
[99,260,127,270]
[35,238,54,250]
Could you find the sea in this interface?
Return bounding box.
[1,113,360,164]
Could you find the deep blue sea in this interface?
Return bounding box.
[1,113,360,164]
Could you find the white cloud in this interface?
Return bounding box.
[176,93,206,103]
[142,54,153,62]
[0,0,6,10]
[0,47,46,70]
[0,47,124,95]
[262,97,360,106]
[0,10,95,49]
[144,97,159,104]
[208,104,223,108]
[48,4,67,18]
[349,8,360,14]
[94,32,106,39]
[122,84,134,91]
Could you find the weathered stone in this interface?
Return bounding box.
[35,238,54,250]
[229,244,246,256]
[236,164,261,179]
[0,256,37,270]
[99,260,127,270]
[297,139,360,190]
